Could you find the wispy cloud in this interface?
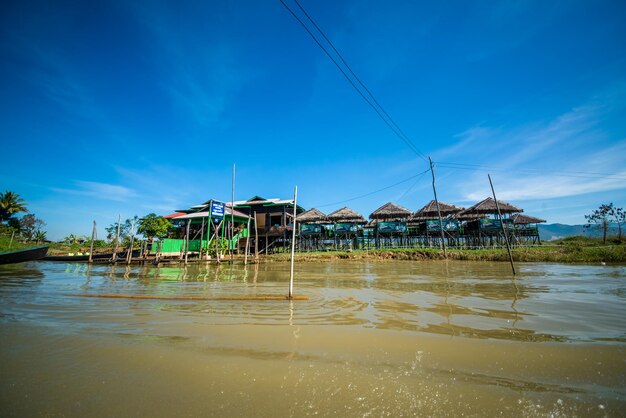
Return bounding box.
[52,181,136,202]
[436,88,626,203]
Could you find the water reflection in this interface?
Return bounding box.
[0,260,625,344]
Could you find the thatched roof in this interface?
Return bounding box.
[296,208,328,224]
[511,213,546,225]
[410,200,463,220]
[453,212,488,221]
[369,202,412,220]
[327,207,366,223]
[458,197,522,216]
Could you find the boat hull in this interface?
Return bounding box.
[0,246,49,265]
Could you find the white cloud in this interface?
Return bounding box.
[52,181,136,202]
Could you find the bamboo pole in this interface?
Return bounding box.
[289,185,298,299]
[89,221,96,263]
[488,174,516,275]
[126,220,135,264]
[199,217,205,259]
[244,216,251,265]
[429,157,447,258]
[66,293,308,301]
[254,210,259,262]
[231,163,235,256]
[184,219,191,264]
[112,214,122,263]
[216,219,222,264]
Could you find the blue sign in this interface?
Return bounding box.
[210,201,225,219]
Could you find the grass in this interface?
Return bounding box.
[265,239,626,264]
[3,228,625,263]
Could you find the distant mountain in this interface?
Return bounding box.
[538,223,620,241]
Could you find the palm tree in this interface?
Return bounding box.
[63,234,77,245]
[34,230,47,244]
[0,191,28,222]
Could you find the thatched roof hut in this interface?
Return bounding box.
[458,197,522,217]
[297,208,329,224]
[410,200,464,221]
[327,207,366,223]
[511,213,546,225]
[369,202,412,221]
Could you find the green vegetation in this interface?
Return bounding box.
[0,191,49,252]
[137,213,173,240]
[585,203,625,243]
[265,238,626,264]
[0,191,28,222]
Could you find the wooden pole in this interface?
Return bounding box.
[9,230,14,249]
[231,163,236,256]
[488,174,516,275]
[244,216,251,265]
[112,214,122,263]
[254,210,259,262]
[216,220,222,264]
[126,219,135,264]
[199,217,205,259]
[429,157,447,258]
[289,185,298,299]
[88,220,96,263]
[67,293,308,301]
[184,219,191,264]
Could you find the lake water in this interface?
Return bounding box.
[0,260,624,417]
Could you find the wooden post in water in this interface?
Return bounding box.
[253,211,259,262]
[289,186,298,299]
[199,217,205,259]
[126,219,135,265]
[244,216,251,265]
[184,219,191,264]
[216,220,222,264]
[488,174,516,275]
[429,157,447,258]
[88,221,96,263]
[112,214,122,263]
[231,163,236,257]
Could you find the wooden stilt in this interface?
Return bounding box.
[244,216,251,265]
[254,211,259,262]
[184,219,191,264]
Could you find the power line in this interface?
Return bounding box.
[317,168,431,208]
[279,0,429,162]
[396,170,429,202]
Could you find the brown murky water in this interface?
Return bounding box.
[0,260,624,417]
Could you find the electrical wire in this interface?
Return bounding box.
[279,0,429,162]
[317,168,431,208]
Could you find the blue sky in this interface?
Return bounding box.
[1,0,625,240]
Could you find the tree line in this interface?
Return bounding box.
[1,190,173,248]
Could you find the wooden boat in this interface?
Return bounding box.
[43,249,141,262]
[0,246,49,265]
